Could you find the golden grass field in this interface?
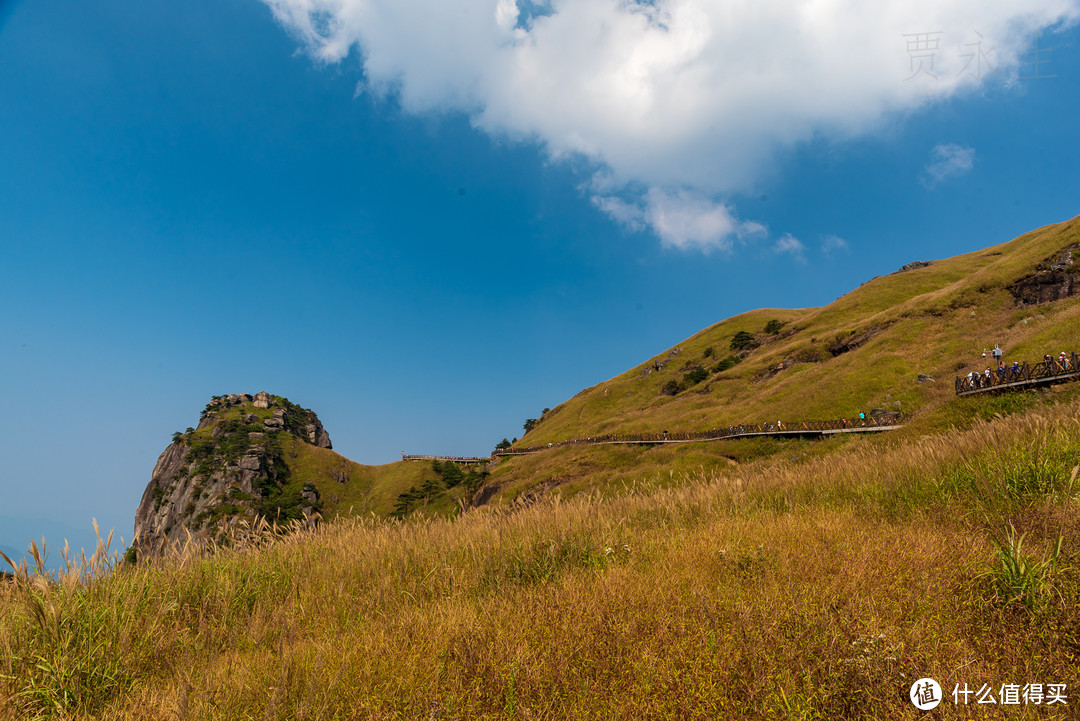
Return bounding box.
[3,397,1079,719]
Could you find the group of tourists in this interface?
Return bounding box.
[1045,352,1074,372]
[840,411,876,428]
[959,349,1076,392]
[965,361,1022,389]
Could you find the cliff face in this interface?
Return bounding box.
[134,392,331,556]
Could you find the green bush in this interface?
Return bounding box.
[392,478,445,518]
[764,319,785,334]
[254,486,305,522]
[712,356,741,373]
[685,368,709,385]
[441,463,465,488]
[730,331,757,351]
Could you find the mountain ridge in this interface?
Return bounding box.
[511,216,1080,447]
[133,214,1080,535]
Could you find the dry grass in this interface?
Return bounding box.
[3,402,1080,719]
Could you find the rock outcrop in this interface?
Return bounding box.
[1009,245,1080,306]
[133,393,332,557]
[893,260,932,274]
[828,326,884,358]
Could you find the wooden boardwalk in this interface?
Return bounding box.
[491,417,902,456]
[401,454,490,464]
[402,351,1080,465]
[402,416,903,462]
[956,352,1079,396]
[603,424,902,443]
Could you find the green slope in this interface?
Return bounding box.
[281,437,459,519]
[514,215,1080,447]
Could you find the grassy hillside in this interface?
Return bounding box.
[514,216,1080,448]
[3,396,1079,719]
[282,437,438,518]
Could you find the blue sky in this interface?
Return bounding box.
[2,0,1078,561]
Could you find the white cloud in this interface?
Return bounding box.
[774,233,807,262]
[596,189,766,251]
[923,143,976,186]
[591,195,645,232]
[494,0,520,32]
[643,189,766,251]
[261,0,1078,247]
[822,234,849,254]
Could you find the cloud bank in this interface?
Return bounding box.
[262,0,1078,249]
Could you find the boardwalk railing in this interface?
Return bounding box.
[489,413,902,457]
[955,352,1079,396]
[401,454,491,464]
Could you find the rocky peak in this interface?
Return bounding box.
[133,392,332,557]
[199,392,332,449]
